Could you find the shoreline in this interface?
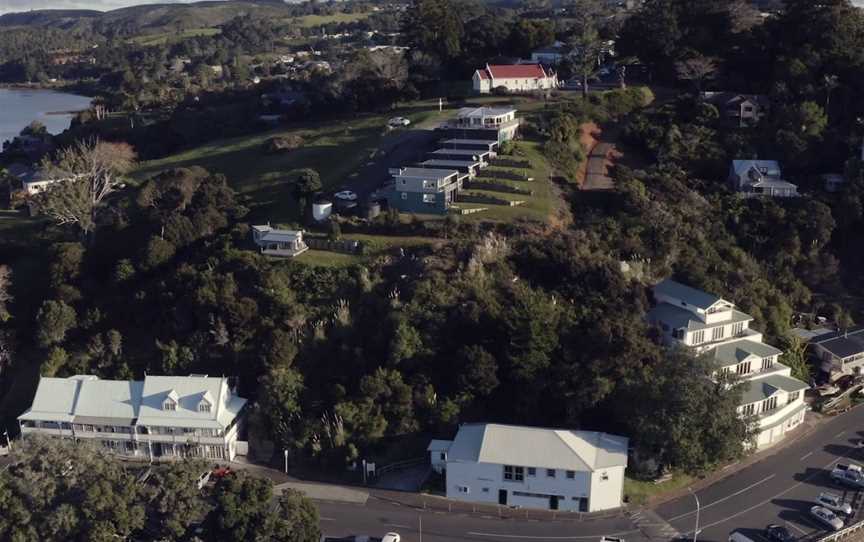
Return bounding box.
[0,83,95,99]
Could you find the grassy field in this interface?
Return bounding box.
[133,101,454,223]
[624,473,694,506]
[127,27,221,46]
[290,12,370,28]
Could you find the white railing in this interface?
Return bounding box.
[819,519,864,541]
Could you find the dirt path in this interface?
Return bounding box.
[582,125,622,191]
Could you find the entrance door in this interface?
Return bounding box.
[498,489,508,505]
[550,495,559,510]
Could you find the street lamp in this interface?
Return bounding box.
[688,487,701,542]
[283,449,288,474]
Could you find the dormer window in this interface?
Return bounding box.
[198,403,211,413]
[197,390,214,414]
[163,400,176,411]
[163,389,179,411]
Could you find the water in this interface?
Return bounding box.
[0,88,92,146]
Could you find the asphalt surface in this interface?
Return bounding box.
[316,405,864,542]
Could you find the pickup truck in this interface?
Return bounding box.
[831,463,864,487]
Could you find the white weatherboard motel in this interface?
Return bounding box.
[429,423,628,512]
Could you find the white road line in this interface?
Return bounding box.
[667,474,776,521]
[388,523,411,529]
[466,530,641,540]
[320,517,336,521]
[800,452,814,461]
[785,521,809,535]
[836,431,846,438]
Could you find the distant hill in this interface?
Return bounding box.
[0,2,303,36]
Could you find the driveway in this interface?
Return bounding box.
[583,141,616,191]
[335,128,439,202]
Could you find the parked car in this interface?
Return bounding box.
[334,190,358,201]
[388,117,410,127]
[321,534,400,542]
[729,530,757,542]
[764,524,793,542]
[831,463,864,488]
[817,492,853,515]
[600,537,624,542]
[810,505,845,531]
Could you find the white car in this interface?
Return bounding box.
[818,492,853,516]
[381,534,400,542]
[388,117,410,127]
[811,505,845,531]
[333,190,358,201]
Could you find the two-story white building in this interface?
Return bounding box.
[427,423,628,512]
[647,279,809,449]
[18,374,247,461]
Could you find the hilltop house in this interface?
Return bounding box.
[703,92,770,127]
[440,106,520,143]
[385,167,466,214]
[251,225,308,257]
[428,423,628,512]
[810,326,864,377]
[647,279,808,449]
[728,160,799,198]
[472,63,558,94]
[18,374,247,461]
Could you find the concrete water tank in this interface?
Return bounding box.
[312,200,333,221]
[364,201,381,219]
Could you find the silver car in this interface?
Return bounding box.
[811,505,845,531]
[818,492,853,515]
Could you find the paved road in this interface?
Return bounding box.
[583,141,615,191]
[658,406,864,542]
[313,406,864,541]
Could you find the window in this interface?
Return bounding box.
[527,467,536,477]
[482,487,489,493]
[732,322,744,335]
[422,194,437,204]
[741,403,755,416]
[400,192,407,200]
[566,470,575,479]
[761,356,773,371]
[198,403,211,413]
[163,401,176,411]
[504,465,513,481]
[546,469,556,478]
[401,179,407,185]
[761,396,778,413]
[600,472,609,481]
[514,466,524,481]
[691,330,705,344]
[712,326,725,341]
[787,391,800,404]
[440,452,446,461]
[736,361,751,376]
[457,485,470,493]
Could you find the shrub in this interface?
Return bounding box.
[264,134,305,154]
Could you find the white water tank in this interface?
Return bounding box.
[312,200,333,221]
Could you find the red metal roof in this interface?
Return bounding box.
[485,64,547,79]
[476,69,489,80]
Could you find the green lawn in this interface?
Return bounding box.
[128,27,221,46]
[624,473,695,506]
[293,249,362,267]
[290,12,370,28]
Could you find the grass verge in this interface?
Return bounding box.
[624,473,695,506]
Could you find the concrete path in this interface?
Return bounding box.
[373,464,431,492]
[275,481,369,504]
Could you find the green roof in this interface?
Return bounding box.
[741,374,809,405]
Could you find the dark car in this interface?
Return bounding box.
[765,524,794,542]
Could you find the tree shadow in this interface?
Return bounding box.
[793,467,844,490]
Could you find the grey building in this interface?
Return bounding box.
[729,160,799,198]
[385,167,466,214]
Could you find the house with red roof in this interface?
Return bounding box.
[472,63,559,94]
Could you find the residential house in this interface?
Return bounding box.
[252,225,309,257]
[703,92,770,127]
[440,139,499,154]
[810,326,864,377]
[472,64,558,94]
[441,106,520,143]
[427,423,628,512]
[822,173,847,193]
[728,160,799,198]
[427,148,492,162]
[530,43,566,65]
[385,166,466,215]
[647,279,808,449]
[18,374,247,461]
[415,158,484,177]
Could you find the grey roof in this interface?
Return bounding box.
[427,439,453,452]
[429,149,490,157]
[751,178,798,190]
[813,328,864,359]
[19,375,246,430]
[446,423,628,472]
[790,327,834,342]
[457,106,517,118]
[252,225,302,244]
[703,92,769,108]
[392,167,459,180]
[653,279,722,310]
[731,160,781,178]
[647,303,752,331]
[741,374,809,405]
[417,159,481,168]
[713,340,782,367]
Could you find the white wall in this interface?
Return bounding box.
[445,460,623,512]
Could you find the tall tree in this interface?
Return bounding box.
[402,0,464,62]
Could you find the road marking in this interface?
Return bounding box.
[667,474,776,521]
[836,431,846,438]
[801,452,814,461]
[320,517,336,521]
[786,521,809,535]
[388,523,411,529]
[466,530,640,540]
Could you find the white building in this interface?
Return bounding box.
[472,64,558,94]
[728,160,799,198]
[810,326,864,377]
[18,374,247,461]
[428,423,628,512]
[444,106,520,143]
[252,224,309,257]
[647,279,809,449]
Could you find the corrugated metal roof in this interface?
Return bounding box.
[712,340,782,367]
[654,279,722,309]
[446,423,627,472]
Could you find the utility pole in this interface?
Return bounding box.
[688,487,701,542]
[283,449,288,474]
[419,514,422,542]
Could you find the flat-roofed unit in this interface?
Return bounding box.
[416,159,483,175]
[440,139,499,151]
[428,148,491,161]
